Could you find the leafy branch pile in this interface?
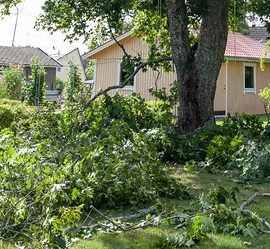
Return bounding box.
[154,112,270,182]
[83,187,270,248]
[0,93,187,247]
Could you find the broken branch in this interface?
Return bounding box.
[90,57,172,102]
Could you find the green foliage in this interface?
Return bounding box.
[0,64,25,100]
[152,113,268,183]
[206,135,243,167]
[259,83,270,106]
[55,77,65,90]
[231,141,270,182]
[248,0,270,32]
[155,186,259,248]
[0,93,187,247]
[222,113,264,139]
[149,80,178,109]
[65,61,83,101]
[85,60,94,80]
[0,99,33,130]
[25,57,46,106]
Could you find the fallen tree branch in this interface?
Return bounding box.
[89,205,158,232]
[239,193,270,233]
[88,205,208,233]
[90,205,126,231]
[90,57,172,102]
[165,211,210,221]
[116,205,157,222]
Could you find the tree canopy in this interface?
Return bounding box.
[1,0,270,131]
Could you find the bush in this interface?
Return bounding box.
[0,99,33,130]
[0,64,25,100]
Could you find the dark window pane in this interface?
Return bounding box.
[245,66,254,89]
[120,64,134,86]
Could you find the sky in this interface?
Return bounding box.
[0,0,89,57]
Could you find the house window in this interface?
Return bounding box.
[244,63,256,93]
[57,67,61,72]
[117,61,136,90]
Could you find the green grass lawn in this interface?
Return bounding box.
[216,115,269,126]
[73,168,270,249]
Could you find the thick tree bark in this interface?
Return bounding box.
[166,0,229,132]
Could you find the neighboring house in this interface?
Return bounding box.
[83,30,270,116]
[0,46,61,90]
[249,26,270,44]
[56,48,86,83]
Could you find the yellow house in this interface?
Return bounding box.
[82,31,270,115]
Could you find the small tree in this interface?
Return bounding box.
[65,61,83,101]
[0,64,25,100]
[25,57,46,106]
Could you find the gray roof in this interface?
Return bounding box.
[249,26,270,44]
[0,46,62,67]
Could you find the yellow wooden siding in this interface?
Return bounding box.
[93,36,177,100]
[214,63,226,112]
[226,61,270,115]
[91,36,270,115]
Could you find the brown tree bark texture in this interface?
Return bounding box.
[166,0,229,132]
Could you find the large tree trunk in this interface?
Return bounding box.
[166,0,229,132]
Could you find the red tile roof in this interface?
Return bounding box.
[83,30,270,61]
[225,32,270,60]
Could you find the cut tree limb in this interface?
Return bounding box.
[240,193,270,233]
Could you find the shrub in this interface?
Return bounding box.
[0,64,25,100]
[0,99,33,130]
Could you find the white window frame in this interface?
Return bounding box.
[116,60,136,91]
[57,67,62,72]
[243,63,256,94]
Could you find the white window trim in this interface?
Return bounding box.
[116,60,136,91]
[92,59,97,98]
[243,62,256,94]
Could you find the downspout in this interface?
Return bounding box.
[225,61,228,115]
